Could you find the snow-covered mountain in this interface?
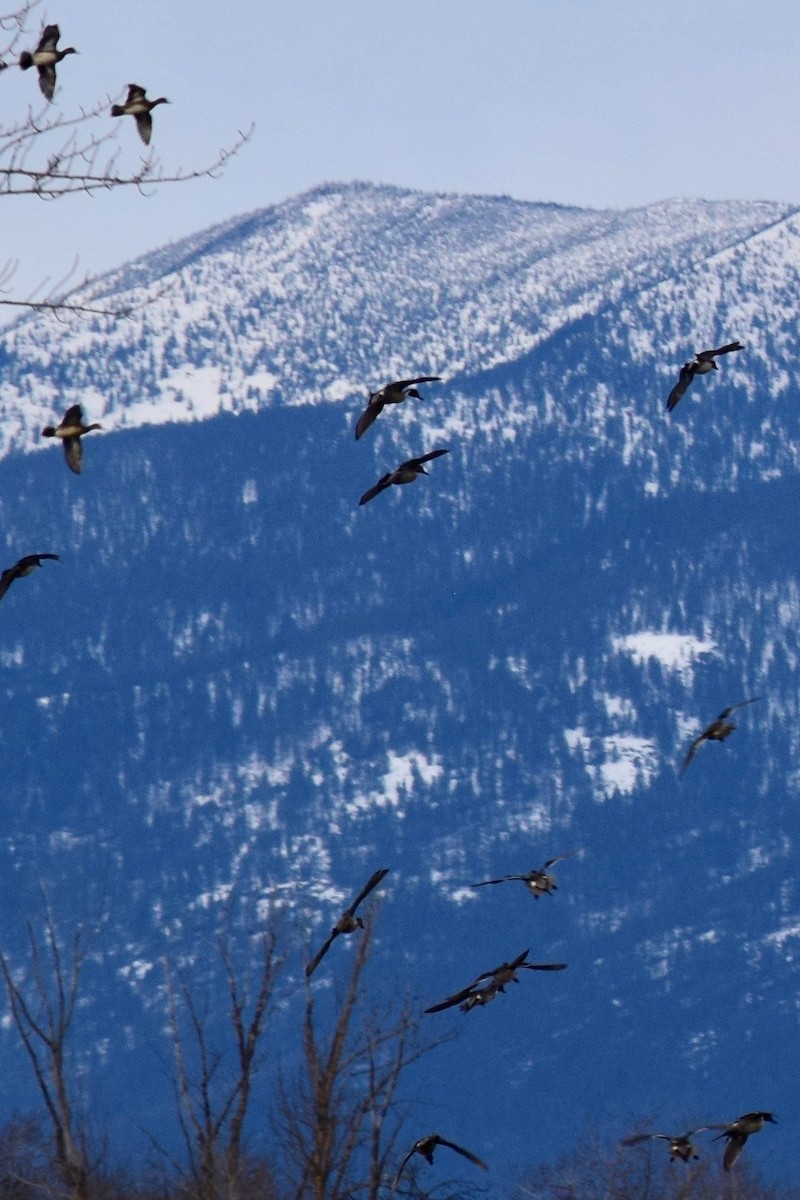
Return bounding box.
[0,182,798,1178]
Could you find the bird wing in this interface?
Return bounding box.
[722,1133,747,1172]
[473,949,530,984]
[392,1144,420,1188]
[402,448,449,470]
[354,397,384,440]
[666,364,694,412]
[37,25,60,51]
[135,112,153,145]
[305,929,338,978]
[0,566,17,602]
[718,696,761,719]
[424,984,479,1014]
[469,876,519,887]
[17,554,59,570]
[519,961,567,971]
[542,850,580,870]
[346,867,389,915]
[394,376,442,390]
[700,341,744,360]
[621,1133,671,1145]
[359,473,393,506]
[435,1137,488,1170]
[126,84,147,102]
[679,732,706,776]
[37,63,56,100]
[61,404,84,427]
[63,437,83,475]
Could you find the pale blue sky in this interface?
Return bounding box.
[5,0,800,308]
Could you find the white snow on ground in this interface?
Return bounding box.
[612,632,717,682]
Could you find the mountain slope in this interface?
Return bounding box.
[0,182,798,1179]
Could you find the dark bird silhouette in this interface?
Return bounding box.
[111,84,169,145]
[41,404,102,475]
[359,449,448,506]
[621,1127,723,1163]
[355,376,441,440]
[0,554,60,604]
[305,868,389,977]
[471,850,580,899]
[19,25,77,101]
[425,949,566,1014]
[712,1112,777,1172]
[666,342,743,413]
[393,1134,488,1187]
[679,697,760,776]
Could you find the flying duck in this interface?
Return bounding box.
[354,376,441,440]
[305,867,389,977]
[679,697,760,776]
[666,342,743,413]
[712,1112,777,1172]
[359,449,448,506]
[425,949,566,1014]
[393,1134,488,1187]
[470,850,580,899]
[0,554,60,604]
[41,404,102,475]
[19,25,77,101]
[621,1127,722,1163]
[111,85,169,145]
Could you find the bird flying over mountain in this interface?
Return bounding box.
[359,449,448,506]
[621,1126,723,1163]
[711,1112,777,1172]
[0,554,60,604]
[305,868,389,977]
[425,949,566,1014]
[679,697,760,776]
[41,404,102,475]
[666,342,743,412]
[355,376,441,440]
[393,1134,488,1187]
[470,850,580,899]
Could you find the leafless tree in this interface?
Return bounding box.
[0,1,250,317]
[277,913,453,1200]
[159,925,282,1200]
[0,901,97,1200]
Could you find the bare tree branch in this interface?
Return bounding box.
[0,895,97,1200]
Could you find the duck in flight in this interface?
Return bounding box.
[19,25,77,101]
[0,554,60,604]
[393,1134,487,1187]
[305,868,389,977]
[355,376,441,440]
[679,697,760,776]
[470,851,580,899]
[111,85,169,145]
[712,1112,777,1172]
[621,1126,723,1163]
[41,405,102,475]
[359,449,448,506]
[425,949,566,1014]
[666,342,743,413]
